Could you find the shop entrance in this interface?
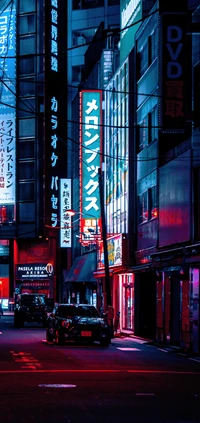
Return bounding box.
[122,284,134,330]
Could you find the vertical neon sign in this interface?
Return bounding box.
[80,90,102,244]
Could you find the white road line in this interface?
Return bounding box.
[39,384,76,388]
[157,348,168,353]
[117,347,141,351]
[135,393,155,396]
[189,358,200,363]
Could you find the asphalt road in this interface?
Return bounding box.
[1,315,200,423]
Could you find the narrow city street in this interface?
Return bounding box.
[1,315,200,423]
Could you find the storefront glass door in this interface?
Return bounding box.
[122,274,134,330]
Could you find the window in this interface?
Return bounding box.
[19,57,35,75]
[149,107,158,143]
[19,78,35,97]
[19,203,35,222]
[19,162,35,180]
[72,0,104,9]
[19,182,35,201]
[148,30,157,65]
[18,98,35,118]
[72,66,84,82]
[19,35,36,55]
[19,14,36,34]
[140,43,148,76]
[19,0,36,13]
[19,119,35,138]
[138,117,148,151]
[138,186,158,224]
[138,192,148,224]
[19,140,35,159]
[149,186,158,219]
[138,107,158,151]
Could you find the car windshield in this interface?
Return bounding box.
[21,295,46,306]
[57,305,100,318]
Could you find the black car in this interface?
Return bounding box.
[46,303,111,346]
[14,293,48,328]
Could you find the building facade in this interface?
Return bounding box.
[0,0,68,309]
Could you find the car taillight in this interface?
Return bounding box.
[61,320,71,328]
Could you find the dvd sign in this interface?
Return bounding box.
[167,26,183,79]
[162,13,187,130]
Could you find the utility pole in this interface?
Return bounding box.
[98,167,111,310]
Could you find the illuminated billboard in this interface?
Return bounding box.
[60,179,72,248]
[80,90,102,244]
[0,3,16,215]
[162,11,187,131]
[120,0,142,63]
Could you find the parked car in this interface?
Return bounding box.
[14,293,48,328]
[46,303,111,346]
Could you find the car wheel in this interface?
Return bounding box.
[54,329,64,346]
[46,328,53,342]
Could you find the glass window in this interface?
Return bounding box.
[19,182,35,201]
[149,186,158,219]
[19,0,36,13]
[140,43,148,76]
[19,162,35,180]
[72,0,104,9]
[138,192,148,224]
[19,14,36,34]
[138,117,148,151]
[19,57,35,75]
[19,140,35,159]
[72,66,84,82]
[19,35,36,55]
[18,98,36,118]
[150,106,158,143]
[19,78,35,97]
[19,119,35,138]
[19,202,35,222]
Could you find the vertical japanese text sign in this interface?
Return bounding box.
[162,11,187,130]
[0,3,16,207]
[80,91,102,242]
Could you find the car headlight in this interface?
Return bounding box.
[61,319,72,328]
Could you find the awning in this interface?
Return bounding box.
[64,252,97,283]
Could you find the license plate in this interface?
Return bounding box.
[81,331,92,337]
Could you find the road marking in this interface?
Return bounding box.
[135,393,155,396]
[0,369,200,375]
[10,350,43,370]
[157,348,168,353]
[39,384,76,388]
[117,348,141,351]
[189,358,200,363]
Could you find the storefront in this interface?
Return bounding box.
[63,251,97,306]
[94,234,135,334]
[15,263,54,298]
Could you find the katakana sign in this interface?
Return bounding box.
[80,91,102,243]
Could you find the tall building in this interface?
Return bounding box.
[0,0,67,309]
